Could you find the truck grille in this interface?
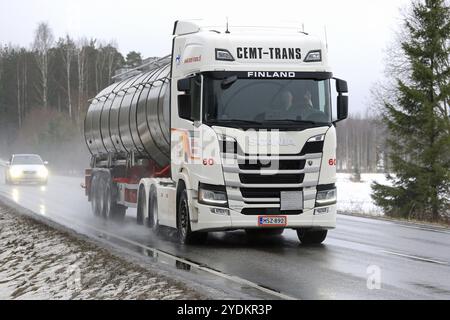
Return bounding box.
[239,174,305,184]
[241,208,303,215]
[240,187,304,199]
[221,136,325,215]
[238,159,306,170]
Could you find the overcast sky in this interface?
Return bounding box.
[0,0,411,114]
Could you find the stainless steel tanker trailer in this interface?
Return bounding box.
[83,20,349,244]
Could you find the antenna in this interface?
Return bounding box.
[225,17,230,34]
[302,23,305,33]
[324,25,329,51]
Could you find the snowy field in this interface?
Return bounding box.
[336,173,390,216]
[0,205,204,300]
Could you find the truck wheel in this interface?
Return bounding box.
[296,229,328,245]
[148,188,160,234]
[177,189,207,245]
[137,186,145,225]
[245,228,284,236]
[103,179,126,222]
[91,175,102,216]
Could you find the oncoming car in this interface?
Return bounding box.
[4,154,49,185]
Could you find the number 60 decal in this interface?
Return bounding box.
[203,158,215,166]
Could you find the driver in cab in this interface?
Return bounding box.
[262,89,315,121]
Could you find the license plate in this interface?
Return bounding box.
[258,216,287,227]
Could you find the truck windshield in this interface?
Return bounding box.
[203,74,332,128]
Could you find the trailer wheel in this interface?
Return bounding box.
[177,189,207,245]
[148,188,160,234]
[137,186,145,225]
[91,175,101,216]
[103,179,126,222]
[296,229,328,245]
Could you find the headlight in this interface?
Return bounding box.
[10,167,22,178]
[37,167,48,178]
[198,183,228,207]
[316,188,337,206]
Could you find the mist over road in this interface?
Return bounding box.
[0,170,449,299]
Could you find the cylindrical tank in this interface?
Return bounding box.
[84,64,171,167]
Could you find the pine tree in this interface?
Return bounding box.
[372,0,450,221]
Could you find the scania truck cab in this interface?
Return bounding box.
[84,20,348,244]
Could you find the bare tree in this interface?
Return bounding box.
[61,35,75,119]
[33,22,54,109]
[77,38,88,123]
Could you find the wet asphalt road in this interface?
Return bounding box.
[0,171,449,300]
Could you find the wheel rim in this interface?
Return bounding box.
[179,198,188,239]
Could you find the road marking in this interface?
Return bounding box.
[0,193,296,300]
[381,250,449,266]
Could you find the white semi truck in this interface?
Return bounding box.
[83,20,348,244]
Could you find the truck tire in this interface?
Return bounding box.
[137,186,145,225]
[245,228,284,236]
[177,189,207,245]
[296,229,328,245]
[103,177,126,222]
[148,188,160,234]
[91,175,102,217]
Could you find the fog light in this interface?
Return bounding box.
[210,208,230,216]
[315,207,330,215]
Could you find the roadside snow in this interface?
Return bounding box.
[0,205,204,300]
[336,173,391,216]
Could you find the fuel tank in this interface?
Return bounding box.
[84,64,171,167]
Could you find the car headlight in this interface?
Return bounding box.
[198,183,228,207]
[10,167,22,178]
[316,188,337,206]
[37,167,48,178]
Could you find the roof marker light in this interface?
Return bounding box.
[216,49,235,61]
[304,50,322,62]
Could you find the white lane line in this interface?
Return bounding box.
[380,250,449,266]
[339,214,450,234]
[0,193,296,300]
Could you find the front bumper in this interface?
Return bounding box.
[191,202,336,232]
[8,175,47,184]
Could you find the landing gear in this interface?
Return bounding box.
[296,229,328,244]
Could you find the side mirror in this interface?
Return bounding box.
[178,95,192,120]
[44,161,49,165]
[335,78,348,94]
[177,78,191,92]
[333,78,349,123]
[337,95,348,121]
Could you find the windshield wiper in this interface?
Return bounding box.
[208,119,263,125]
[263,119,325,125]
